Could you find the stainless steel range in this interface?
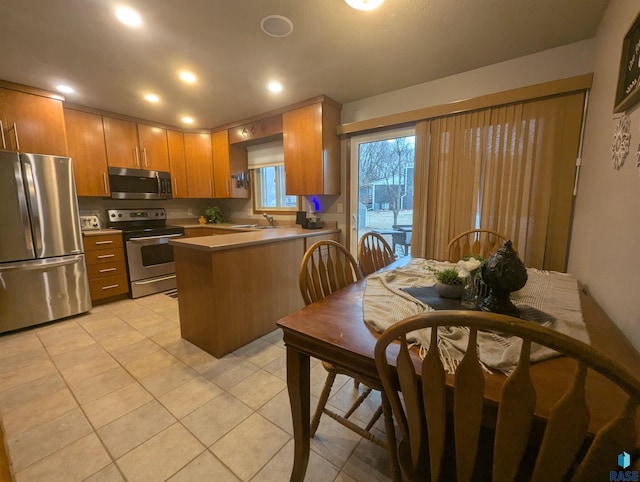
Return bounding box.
[107,208,184,298]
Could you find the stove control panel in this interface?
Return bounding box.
[107,208,166,222]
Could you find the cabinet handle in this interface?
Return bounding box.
[142,147,148,167]
[11,123,20,151]
[174,178,178,196]
[134,147,140,167]
[209,179,213,196]
[0,120,5,149]
[101,284,119,290]
[95,240,113,245]
[97,253,115,259]
[103,173,108,194]
[226,178,230,196]
[99,267,117,273]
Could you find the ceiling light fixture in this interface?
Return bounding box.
[144,93,160,103]
[182,116,194,124]
[115,6,142,27]
[56,85,74,94]
[260,15,294,38]
[345,0,384,10]
[179,71,197,83]
[268,81,283,93]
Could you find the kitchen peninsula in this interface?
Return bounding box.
[170,226,339,357]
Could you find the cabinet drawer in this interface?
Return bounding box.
[86,260,127,279]
[89,274,129,300]
[85,248,125,265]
[84,234,123,251]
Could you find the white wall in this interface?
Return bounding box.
[568,0,640,351]
[342,39,595,124]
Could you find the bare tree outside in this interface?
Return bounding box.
[358,136,415,226]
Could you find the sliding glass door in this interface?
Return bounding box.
[349,127,415,256]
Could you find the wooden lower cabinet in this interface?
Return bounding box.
[83,233,129,302]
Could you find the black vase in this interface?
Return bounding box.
[480,240,527,317]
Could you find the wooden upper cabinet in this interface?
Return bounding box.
[212,130,249,199]
[0,88,68,156]
[103,117,139,169]
[184,132,214,198]
[103,117,169,171]
[64,109,110,197]
[137,123,170,171]
[167,130,189,198]
[283,100,341,195]
[228,114,283,144]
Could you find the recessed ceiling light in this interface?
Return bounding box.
[182,117,194,124]
[115,6,142,27]
[268,81,283,93]
[144,93,160,103]
[56,85,74,94]
[345,0,384,10]
[179,71,197,83]
[260,15,294,38]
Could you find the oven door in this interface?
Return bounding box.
[125,233,183,281]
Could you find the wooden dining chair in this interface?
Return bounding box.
[357,232,396,277]
[299,240,389,449]
[374,311,640,482]
[447,228,510,261]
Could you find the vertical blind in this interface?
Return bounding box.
[412,91,585,270]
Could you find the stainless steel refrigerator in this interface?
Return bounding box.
[0,151,91,333]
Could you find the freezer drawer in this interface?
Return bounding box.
[0,255,91,333]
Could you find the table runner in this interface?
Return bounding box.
[363,258,589,375]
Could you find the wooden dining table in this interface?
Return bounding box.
[276,257,640,481]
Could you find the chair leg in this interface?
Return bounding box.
[344,387,373,419]
[310,370,337,437]
[381,393,401,482]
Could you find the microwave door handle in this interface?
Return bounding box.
[156,172,161,196]
[22,162,42,254]
[14,160,34,254]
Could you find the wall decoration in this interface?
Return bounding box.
[612,114,631,170]
[614,11,640,113]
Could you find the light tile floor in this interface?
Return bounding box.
[0,294,392,481]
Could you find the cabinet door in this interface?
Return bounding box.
[64,109,110,197]
[167,130,189,198]
[0,88,68,156]
[283,103,323,195]
[137,123,170,171]
[103,117,140,169]
[283,102,340,196]
[212,130,232,198]
[212,130,249,199]
[184,132,213,198]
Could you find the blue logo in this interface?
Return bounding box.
[610,451,639,481]
[620,452,632,470]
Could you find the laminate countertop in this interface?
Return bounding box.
[169,226,340,252]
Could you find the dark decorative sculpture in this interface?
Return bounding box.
[480,240,527,316]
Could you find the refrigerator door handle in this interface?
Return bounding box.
[22,162,43,254]
[0,254,85,272]
[13,160,34,254]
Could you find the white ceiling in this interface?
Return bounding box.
[0,0,609,129]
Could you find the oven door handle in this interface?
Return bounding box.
[127,233,184,242]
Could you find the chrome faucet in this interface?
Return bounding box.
[263,213,274,227]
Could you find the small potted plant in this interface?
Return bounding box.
[435,268,466,299]
[204,206,226,224]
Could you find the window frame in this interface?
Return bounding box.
[251,165,300,214]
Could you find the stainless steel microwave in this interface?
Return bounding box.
[108,167,172,200]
